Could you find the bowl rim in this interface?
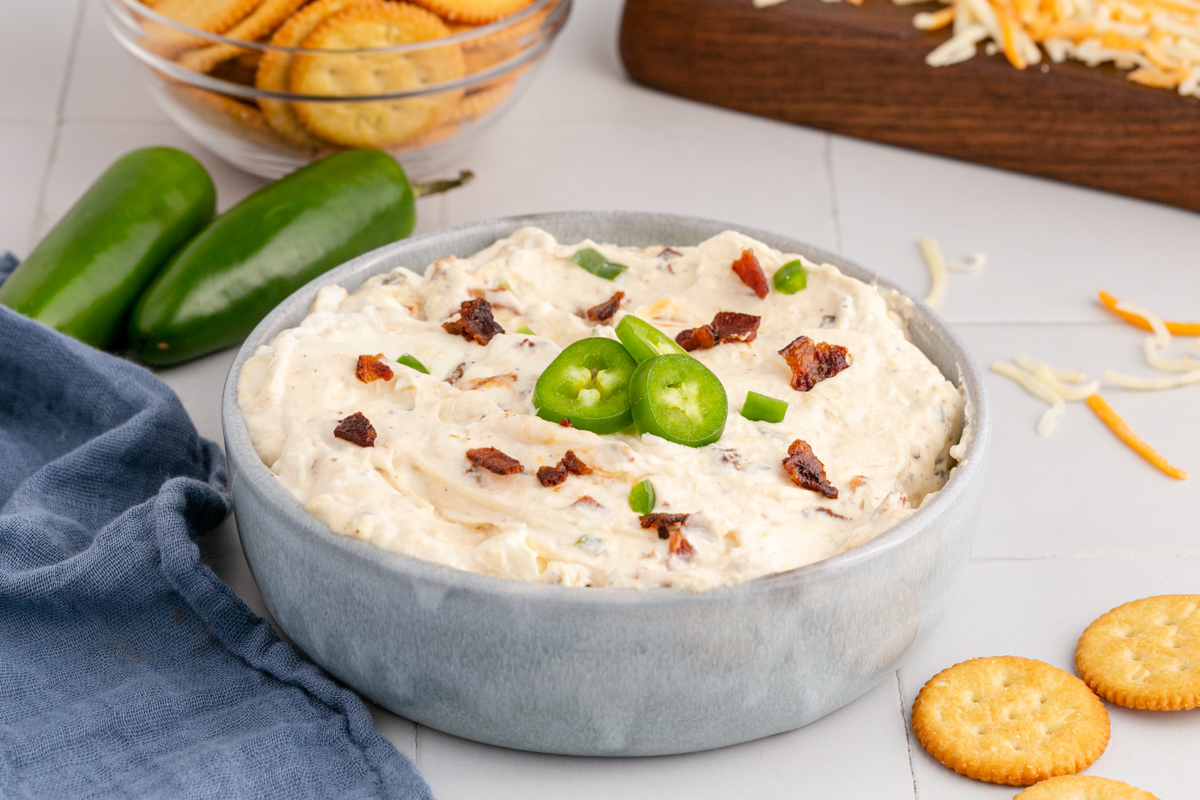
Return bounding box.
[107,0,563,53]
[104,0,570,102]
[221,210,991,609]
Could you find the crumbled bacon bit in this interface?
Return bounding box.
[445,362,466,385]
[537,465,568,487]
[355,354,393,383]
[675,311,761,351]
[639,513,690,540]
[442,298,504,345]
[731,249,769,299]
[669,530,696,561]
[560,450,592,476]
[659,247,682,259]
[783,439,838,498]
[585,292,625,324]
[814,507,848,520]
[712,311,760,343]
[778,336,851,392]
[334,412,376,448]
[537,450,593,487]
[466,447,524,475]
[558,418,573,428]
[675,324,717,351]
[572,495,603,510]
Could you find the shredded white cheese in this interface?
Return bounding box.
[1104,369,1200,389]
[1014,352,1086,383]
[991,361,1066,436]
[919,237,949,308]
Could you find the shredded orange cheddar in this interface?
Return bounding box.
[991,0,1029,68]
[1128,66,1187,87]
[1086,394,1189,479]
[1098,291,1200,335]
[920,6,956,30]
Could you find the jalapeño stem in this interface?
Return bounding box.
[410,170,474,199]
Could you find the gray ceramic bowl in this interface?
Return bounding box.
[221,212,991,757]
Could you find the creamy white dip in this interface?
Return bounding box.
[238,228,964,591]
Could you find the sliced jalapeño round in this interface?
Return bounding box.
[533,338,637,434]
[615,314,687,363]
[629,354,728,447]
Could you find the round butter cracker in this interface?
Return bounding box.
[1013,775,1161,800]
[176,0,310,74]
[290,1,466,148]
[146,0,262,54]
[408,0,534,25]
[912,656,1110,786]
[1076,594,1200,711]
[255,0,363,150]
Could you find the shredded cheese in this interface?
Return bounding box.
[992,361,1066,435]
[919,237,949,308]
[1014,352,1086,383]
[1033,364,1102,399]
[1104,368,1200,389]
[1098,290,1200,335]
[762,0,1200,99]
[1086,394,1189,479]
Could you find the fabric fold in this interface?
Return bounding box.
[0,300,432,800]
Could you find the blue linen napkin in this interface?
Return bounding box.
[0,257,434,799]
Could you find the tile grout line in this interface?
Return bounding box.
[823,135,844,255]
[27,0,87,251]
[895,670,920,800]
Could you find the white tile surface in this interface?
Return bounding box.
[0,0,83,123]
[957,323,1200,558]
[897,558,1200,800]
[0,123,55,257]
[444,118,837,251]
[417,677,916,800]
[62,0,168,123]
[832,135,1200,324]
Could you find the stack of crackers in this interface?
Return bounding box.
[139,0,550,156]
[911,594,1198,798]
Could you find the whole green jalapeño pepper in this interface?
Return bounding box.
[533,338,637,434]
[129,150,470,365]
[0,148,215,350]
[629,354,728,447]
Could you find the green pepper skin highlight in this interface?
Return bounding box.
[0,147,215,350]
[129,149,415,365]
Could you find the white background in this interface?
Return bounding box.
[2,0,1198,796]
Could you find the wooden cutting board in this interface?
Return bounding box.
[619,0,1200,214]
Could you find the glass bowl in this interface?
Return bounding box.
[103,0,570,178]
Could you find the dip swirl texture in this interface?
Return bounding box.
[238,228,964,591]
